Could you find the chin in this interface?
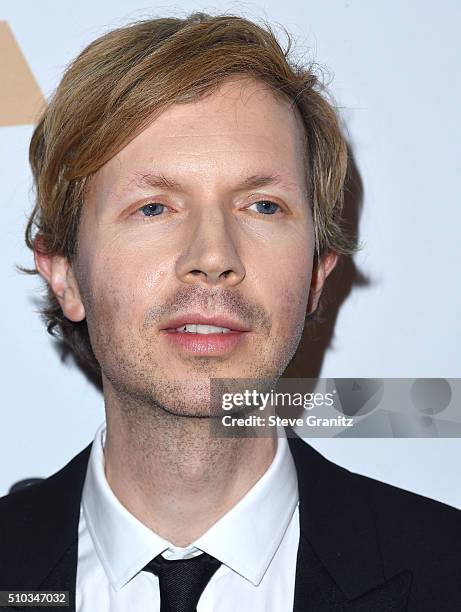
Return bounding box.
[157,404,222,419]
[148,382,220,418]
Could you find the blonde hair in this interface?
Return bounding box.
[25,11,358,375]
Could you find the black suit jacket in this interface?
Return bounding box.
[1,431,461,611]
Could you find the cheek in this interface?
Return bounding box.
[273,278,311,340]
[253,246,312,376]
[80,246,168,335]
[259,244,313,329]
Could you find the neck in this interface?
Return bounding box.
[102,383,277,547]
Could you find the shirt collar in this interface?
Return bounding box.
[82,421,298,590]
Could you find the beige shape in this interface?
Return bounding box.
[0,21,45,126]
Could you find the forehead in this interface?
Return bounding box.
[94,77,308,192]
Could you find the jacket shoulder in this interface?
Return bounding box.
[352,465,461,607]
[0,443,92,519]
[0,443,92,590]
[290,434,461,529]
[353,467,461,536]
[289,434,461,608]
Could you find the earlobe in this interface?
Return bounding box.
[307,250,338,316]
[34,249,86,322]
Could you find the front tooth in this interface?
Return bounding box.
[177,324,231,334]
[196,325,231,334]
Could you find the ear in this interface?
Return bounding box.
[34,247,86,322]
[307,249,338,316]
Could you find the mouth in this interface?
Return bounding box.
[160,314,250,356]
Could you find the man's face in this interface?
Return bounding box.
[66,78,326,416]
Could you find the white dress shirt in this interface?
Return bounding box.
[76,422,300,611]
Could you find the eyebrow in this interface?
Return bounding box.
[130,171,290,193]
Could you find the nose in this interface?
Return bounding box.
[175,209,246,288]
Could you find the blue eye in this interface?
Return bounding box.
[139,203,165,217]
[249,200,281,215]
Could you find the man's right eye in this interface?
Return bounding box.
[139,202,166,217]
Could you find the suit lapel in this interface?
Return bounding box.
[287,432,412,611]
[293,531,411,611]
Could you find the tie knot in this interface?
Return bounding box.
[143,552,222,612]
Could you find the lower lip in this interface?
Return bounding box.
[162,330,248,355]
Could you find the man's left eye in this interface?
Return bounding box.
[248,200,281,215]
[139,202,165,217]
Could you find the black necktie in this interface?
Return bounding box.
[143,551,222,612]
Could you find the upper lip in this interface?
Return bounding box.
[161,313,250,332]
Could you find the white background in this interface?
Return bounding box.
[1,1,460,505]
